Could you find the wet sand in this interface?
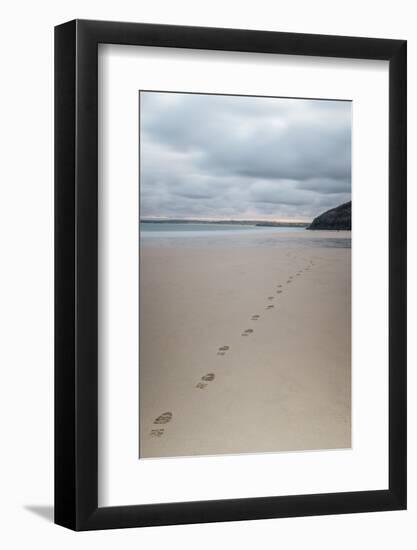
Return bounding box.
[139,231,351,458]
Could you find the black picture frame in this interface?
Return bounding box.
[55,19,407,531]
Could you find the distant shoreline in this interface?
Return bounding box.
[141,219,310,228]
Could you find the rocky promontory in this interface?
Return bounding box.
[307,201,351,230]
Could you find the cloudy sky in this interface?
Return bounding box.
[140,92,351,222]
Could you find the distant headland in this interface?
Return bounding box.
[307,201,351,231]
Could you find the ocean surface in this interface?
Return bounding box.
[140,222,351,249]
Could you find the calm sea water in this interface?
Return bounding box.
[140,223,351,249]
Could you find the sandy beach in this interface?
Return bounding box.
[139,230,351,458]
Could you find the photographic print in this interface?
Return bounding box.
[139,91,352,459]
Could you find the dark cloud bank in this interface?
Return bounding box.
[140,92,352,222]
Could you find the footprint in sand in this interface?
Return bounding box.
[266,305,274,309]
[196,373,215,389]
[276,290,282,294]
[154,411,173,425]
[251,314,260,321]
[277,284,282,288]
[217,345,230,355]
[150,428,165,437]
[286,280,292,284]
[268,296,274,300]
[242,328,254,336]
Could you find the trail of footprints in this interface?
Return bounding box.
[149,257,317,438]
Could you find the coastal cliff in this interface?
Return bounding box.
[307,201,351,230]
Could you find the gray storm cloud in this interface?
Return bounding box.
[140,92,351,221]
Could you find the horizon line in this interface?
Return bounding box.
[140,217,311,224]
